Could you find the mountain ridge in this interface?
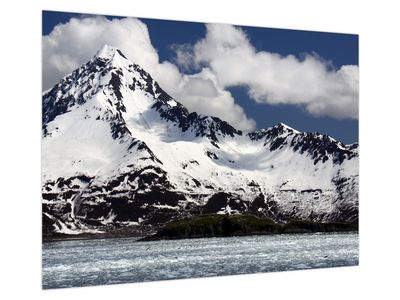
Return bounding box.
[42,45,358,237]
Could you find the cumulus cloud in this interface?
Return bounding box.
[176,24,359,120]
[169,44,195,72]
[42,16,256,131]
[176,69,256,130]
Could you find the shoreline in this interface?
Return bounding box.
[42,233,147,243]
[42,225,157,243]
[43,230,359,243]
[43,217,358,243]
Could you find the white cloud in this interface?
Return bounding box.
[43,16,164,90]
[177,69,256,130]
[181,24,359,120]
[42,16,255,131]
[170,44,195,72]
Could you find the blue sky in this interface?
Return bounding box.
[43,11,358,143]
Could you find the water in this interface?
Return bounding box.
[42,232,358,289]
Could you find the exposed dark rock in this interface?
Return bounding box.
[205,151,218,160]
[202,192,231,214]
[141,214,358,241]
[192,179,201,187]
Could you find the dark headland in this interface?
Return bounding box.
[139,214,358,241]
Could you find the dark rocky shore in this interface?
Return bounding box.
[140,214,358,241]
[42,225,157,242]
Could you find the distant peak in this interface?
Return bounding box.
[94,45,128,60]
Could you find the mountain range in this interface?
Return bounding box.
[42,45,359,237]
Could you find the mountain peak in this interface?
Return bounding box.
[274,122,299,133]
[94,45,128,60]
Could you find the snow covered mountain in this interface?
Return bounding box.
[42,45,359,236]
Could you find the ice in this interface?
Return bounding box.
[42,232,359,289]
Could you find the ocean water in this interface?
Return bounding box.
[42,232,358,289]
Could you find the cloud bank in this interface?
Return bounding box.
[43,17,358,133]
[180,24,359,120]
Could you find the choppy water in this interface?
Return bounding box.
[42,232,358,289]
